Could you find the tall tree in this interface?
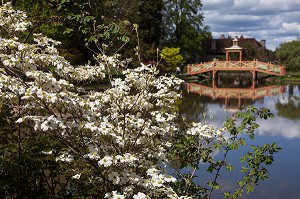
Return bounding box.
[57,0,160,63]
[135,0,164,62]
[275,40,300,71]
[162,0,211,62]
[10,0,91,64]
[138,0,163,46]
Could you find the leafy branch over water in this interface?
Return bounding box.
[169,106,281,198]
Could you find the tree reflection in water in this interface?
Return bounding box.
[275,85,300,120]
[179,88,208,122]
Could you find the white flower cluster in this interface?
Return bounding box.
[0,2,31,32]
[0,3,224,198]
[187,122,225,139]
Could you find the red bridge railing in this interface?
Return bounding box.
[187,61,286,76]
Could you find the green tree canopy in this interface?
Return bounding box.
[160,47,184,72]
[10,0,211,65]
[275,40,300,71]
[162,0,211,62]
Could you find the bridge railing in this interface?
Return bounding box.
[255,61,285,75]
[187,60,286,76]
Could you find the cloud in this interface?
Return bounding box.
[202,0,234,10]
[202,0,300,50]
[257,117,300,139]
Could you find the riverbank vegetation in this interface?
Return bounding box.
[274,40,300,82]
[9,0,211,69]
[0,2,282,198]
[275,40,300,71]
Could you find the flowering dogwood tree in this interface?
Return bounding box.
[0,2,280,199]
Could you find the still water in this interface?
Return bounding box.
[179,78,300,199]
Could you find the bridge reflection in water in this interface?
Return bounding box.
[186,80,285,112]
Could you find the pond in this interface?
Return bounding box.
[179,78,300,199]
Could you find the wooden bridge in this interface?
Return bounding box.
[186,83,285,111]
[186,60,286,79]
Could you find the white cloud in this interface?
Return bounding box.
[282,22,300,33]
[202,0,300,50]
[203,0,234,10]
[257,117,300,139]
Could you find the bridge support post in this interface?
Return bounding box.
[252,80,256,89]
[252,71,257,80]
[212,80,216,88]
[212,70,218,80]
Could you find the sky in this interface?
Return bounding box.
[201,0,300,51]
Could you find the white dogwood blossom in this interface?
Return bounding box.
[133,192,150,199]
[0,3,225,198]
[186,122,225,139]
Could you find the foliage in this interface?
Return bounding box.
[0,104,70,198]
[168,106,281,199]
[0,3,280,198]
[275,40,300,71]
[162,0,211,62]
[11,0,164,64]
[160,47,184,73]
[135,0,164,62]
[239,43,273,62]
[11,0,211,65]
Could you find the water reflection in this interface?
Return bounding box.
[185,78,285,112]
[275,85,300,120]
[180,80,300,198]
[181,79,300,139]
[257,84,300,139]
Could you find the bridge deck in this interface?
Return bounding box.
[187,61,286,76]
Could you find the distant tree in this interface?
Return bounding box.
[137,0,163,62]
[16,0,164,64]
[10,0,212,65]
[10,0,91,64]
[275,40,300,71]
[162,0,211,62]
[241,44,256,60]
[160,47,184,73]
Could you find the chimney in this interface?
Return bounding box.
[260,40,266,48]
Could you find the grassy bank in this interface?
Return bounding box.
[266,71,300,84]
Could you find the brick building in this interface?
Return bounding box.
[203,35,273,62]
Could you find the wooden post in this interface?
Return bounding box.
[186,83,190,93]
[239,51,243,61]
[212,80,216,88]
[212,70,218,80]
[238,97,241,109]
[226,51,229,61]
[252,71,257,80]
[225,97,228,109]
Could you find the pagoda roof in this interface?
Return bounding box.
[225,45,243,50]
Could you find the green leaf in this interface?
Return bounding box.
[226,163,234,171]
[246,184,254,193]
[63,28,73,34]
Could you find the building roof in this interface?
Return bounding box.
[225,45,243,50]
[205,35,266,54]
